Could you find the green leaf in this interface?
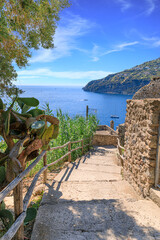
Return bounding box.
[17,99,23,109]
[0,201,5,210]
[17,99,31,113]
[17,97,39,107]
[0,209,14,230]
[24,208,37,225]
[52,125,59,139]
[42,125,54,145]
[2,110,11,135]
[27,109,44,117]
[0,98,4,110]
[22,104,31,113]
[12,111,32,119]
[31,120,45,130]
[0,166,5,184]
[36,124,46,138]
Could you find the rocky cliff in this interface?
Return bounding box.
[83,58,160,95]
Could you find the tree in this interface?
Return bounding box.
[0,0,69,95]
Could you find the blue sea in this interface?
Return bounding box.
[18,85,132,128]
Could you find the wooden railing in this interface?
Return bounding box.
[117,138,125,166]
[0,137,92,240]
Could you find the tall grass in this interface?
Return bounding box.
[29,108,98,175]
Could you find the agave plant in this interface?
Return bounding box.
[0,96,59,183]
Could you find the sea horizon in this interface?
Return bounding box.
[17,85,132,128]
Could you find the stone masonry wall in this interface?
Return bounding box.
[124,99,160,197]
[92,133,117,146]
[117,123,126,147]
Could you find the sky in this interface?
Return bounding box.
[16,0,160,87]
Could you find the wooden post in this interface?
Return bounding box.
[43,153,47,184]
[68,142,71,162]
[81,140,84,155]
[110,120,114,129]
[13,181,24,240]
[88,137,90,151]
[86,105,89,120]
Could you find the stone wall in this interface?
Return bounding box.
[117,123,126,146]
[124,99,160,197]
[93,125,118,146]
[92,133,118,146]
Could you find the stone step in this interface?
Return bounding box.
[75,163,121,174]
[54,168,122,182]
[31,198,160,240]
[41,180,139,203]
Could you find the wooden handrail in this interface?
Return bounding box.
[0,136,92,240]
[117,138,125,166]
[50,141,70,151]
[0,151,46,203]
[117,139,125,151]
[1,212,26,240]
[71,140,82,144]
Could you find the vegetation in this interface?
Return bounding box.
[0,96,59,185]
[83,57,160,95]
[0,0,69,96]
[0,200,37,237]
[0,97,58,237]
[0,100,98,177]
[29,108,98,175]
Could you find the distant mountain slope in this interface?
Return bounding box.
[83,58,160,95]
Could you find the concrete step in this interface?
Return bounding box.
[54,168,122,182]
[31,198,160,240]
[75,162,121,174]
[31,146,160,240]
[75,156,118,167]
[41,180,139,203]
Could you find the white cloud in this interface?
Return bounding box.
[30,15,94,63]
[145,0,155,15]
[154,40,160,47]
[141,35,160,47]
[91,44,100,62]
[102,41,139,56]
[17,69,112,80]
[92,57,99,62]
[116,0,132,11]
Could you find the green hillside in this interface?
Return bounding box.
[83,58,160,95]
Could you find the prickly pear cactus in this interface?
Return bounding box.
[0,96,59,182]
[24,207,37,225]
[0,209,14,230]
[0,201,5,210]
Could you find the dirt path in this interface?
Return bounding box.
[31,146,160,240]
